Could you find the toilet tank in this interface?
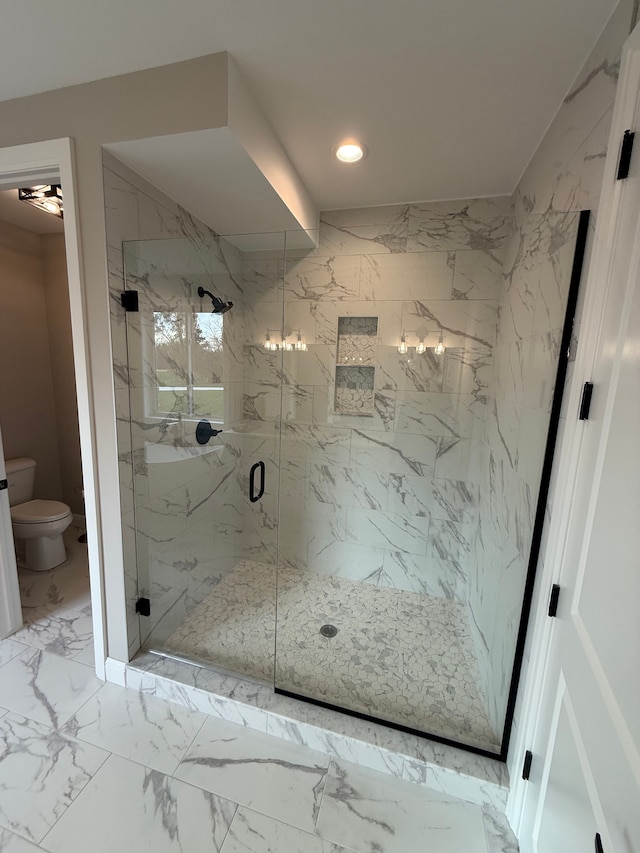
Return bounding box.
[4,457,36,506]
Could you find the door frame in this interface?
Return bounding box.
[0,138,107,678]
[507,20,640,837]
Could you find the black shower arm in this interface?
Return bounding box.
[197,286,215,301]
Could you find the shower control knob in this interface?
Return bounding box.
[195,419,223,445]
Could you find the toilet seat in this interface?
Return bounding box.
[11,499,71,524]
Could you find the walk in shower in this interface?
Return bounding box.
[117,196,586,756]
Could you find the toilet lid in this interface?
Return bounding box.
[11,499,71,523]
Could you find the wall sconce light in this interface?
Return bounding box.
[18,184,64,218]
[397,334,408,355]
[264,330,279,351]
[264,329,307,351]
[434,334,446,356]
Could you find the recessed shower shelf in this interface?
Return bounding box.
[335,317,378,415]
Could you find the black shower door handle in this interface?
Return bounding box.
[249,461,265,503]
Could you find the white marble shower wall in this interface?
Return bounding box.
[469,210,581,734]
[273,198,511,603]
[104,156,282,655]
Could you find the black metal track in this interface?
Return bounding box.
[275,687,503,760]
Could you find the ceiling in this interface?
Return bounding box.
[0,0,620,210]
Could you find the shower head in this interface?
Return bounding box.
[197,286,234,314]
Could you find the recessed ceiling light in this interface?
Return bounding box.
[335,142,367,163]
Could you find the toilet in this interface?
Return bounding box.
[5,457,73,571]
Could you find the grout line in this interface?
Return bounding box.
[313,755,332,835]
[38,744,112,849]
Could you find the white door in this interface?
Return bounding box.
[518,26,640,853]
[0,423,23,639]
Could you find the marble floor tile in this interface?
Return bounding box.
[220,807,353,853]
[0,648,102,729]
[175,716,330,833]
[62,681,207,775]
[316,759,489,853]
[0,712,108,845]
[17,529,91,623]
[0,639,25,669]
[0,828,45,852]
[12,610,93,660]
[41,754,237,853]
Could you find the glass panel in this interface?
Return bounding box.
[124,231,285,682]
[274,211,582,752]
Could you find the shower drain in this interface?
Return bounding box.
[320,624,338,638]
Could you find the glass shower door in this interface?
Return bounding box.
[123,231,284,682]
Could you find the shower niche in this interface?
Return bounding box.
[334,316,378,415]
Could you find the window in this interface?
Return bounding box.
[153,309,224,422]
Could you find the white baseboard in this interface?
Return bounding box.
[104,657,127,686]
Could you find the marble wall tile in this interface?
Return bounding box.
[380,552,468,600]
[360,251,454,301]
[281,344,335,388]
[285,255,361,300]
[317,218,408,256]
[305,539,386,583]
[427,517,474,564]
[453,249,505,300]
[388,473,476,522]
[521,330,561,411]
[394,390,484,439]
[350,429,438,477]
[377,346,445,392]
[321,204,410,230]
[307,462,389,511]
[513,0,632,216]
[402,299,499,349]
[279,423,352,466]
[104,168,139,250]
[345,508,428,555]
[442,347,493,401]
[407,198,511,253]
[434,437,483,482]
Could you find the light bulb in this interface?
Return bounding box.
[335,142,367,163]
[295,332,307,351]
[415,340,426,355]
[398,335,408,355]
[434,334,445,356]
